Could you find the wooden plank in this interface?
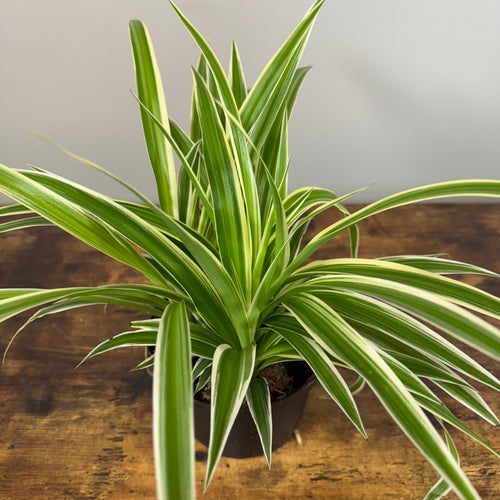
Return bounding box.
[0,204,499,499]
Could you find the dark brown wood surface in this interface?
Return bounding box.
[0,204,499,499]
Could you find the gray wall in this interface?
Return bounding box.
[1,0,499,205]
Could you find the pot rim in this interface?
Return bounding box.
[193,361,317,408]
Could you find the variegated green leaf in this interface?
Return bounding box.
[229,42,247,108]
[247,377,272,467]
[269,317,366,438]
[153,301,194,500]
[424,424,458,500]
[79,330,157,366]
[283,293,480,500]
[129,20,178,216]
[379,255,499,277]
[292,258,500,320]
[293,180,500,269]
[298,275,500,362]
[306,288,500,390]
[206,343,256,488]
[240,0,325,130]
[192,69,251,294]
[0,215,51,233]
[14,168,241,346]
[0,164,166,286]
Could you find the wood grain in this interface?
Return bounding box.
[0,204,499,499]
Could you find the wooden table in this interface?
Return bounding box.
[0,204,499,499]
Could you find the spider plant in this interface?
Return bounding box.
[1,1,499,499]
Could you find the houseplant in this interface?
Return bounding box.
[0,0,499,498]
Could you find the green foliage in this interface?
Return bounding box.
[0,1,499,499]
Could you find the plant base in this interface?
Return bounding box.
[194,361,316,458]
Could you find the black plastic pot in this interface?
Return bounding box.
[194,361,316,458]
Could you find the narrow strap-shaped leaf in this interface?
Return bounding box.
[0,203,33,217]
[260,66,311,197]
[132,354,155,372]
[284,189,364,258]
[292,309,476,391]
[27,129,160,211]
[379,348,499,428]
[117,200,214,252]
[0,287,94,322]
[170,1,239,116]
[246,377,272,467]
[256,354,304,372]
[206,343,256,488]
[270,320,366,438]
[18,299,157,333]
[284,186,343,221]
[0,216,52,233]
[424,424,458,500]
[293,180,500,270]
[283,293,481,500]
[1,281,174,324]
[293,258,500,320]
[129,20,178,216]
[250,154,289,295]
[379,351,474,389]
[288,217,310,262]
[0,164,166,286]
[189,323,227,350]
[432,379,499,426]
[415,393,500,460]
[284,187,361,258]
[305,287,500,390]
[120,201,252,348]
[79,330,157,366]
[194,358,212,394]
[274,109,289,199]
[0,284,180,360]
[380,349,500,458]
[229,42,247,108]
[249,37,308,153]
[131,96,214,223]
[169,1,261,269]
[374,350,470,499]
[153,301,194,500]
[298,274,500,361]
[132,318,228,351]
[379,255,499,277]
[192,69,251,294]
[189,53,208,142]
[248,190,362,329]
[193,357,212,382]
[0,289,39,299]
[208,99,290,294]
[169,117,195,156]
[15,168,241,345]
[252,108,290,244]
[177,137,201,225]
[240,0,325,129]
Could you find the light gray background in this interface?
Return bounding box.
[1,0,499,205]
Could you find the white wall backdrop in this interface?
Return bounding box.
[1,0,499,205]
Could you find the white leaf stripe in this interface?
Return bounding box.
[270,320,366,438]
[153,302,194,500]
[205,344,256,488]
[246,378,272,467]
[129,20,178,216]
[310,289,500,390]
[283,293,480,500]
[293,258,500,320]
[292,180,500,270]
[297,274,500,361]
